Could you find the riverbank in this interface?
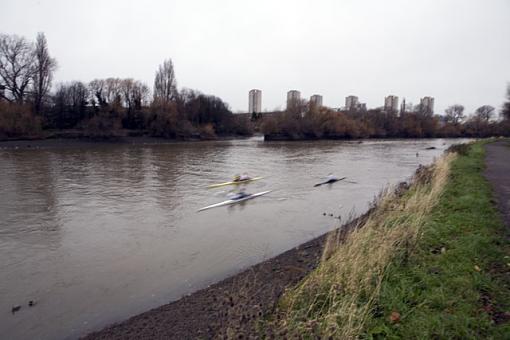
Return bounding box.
[82,212,372,339]
[0,134,259,150]
[264,132,505,141]
[266,140,510,338]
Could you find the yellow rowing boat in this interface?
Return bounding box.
[207,177,263,189]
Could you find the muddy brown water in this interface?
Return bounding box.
[0,137,469,339]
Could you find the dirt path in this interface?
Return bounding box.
[484,140,510,229]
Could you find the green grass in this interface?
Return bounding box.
[363,142,510,339]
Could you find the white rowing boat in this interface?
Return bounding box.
[198,190,271,212]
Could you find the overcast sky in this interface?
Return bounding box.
[1,0,509,115]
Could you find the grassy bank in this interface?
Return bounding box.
[265,141,510,338]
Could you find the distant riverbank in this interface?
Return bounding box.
[0,131,466,150]
[0,132,258,149]
[264,132,497,141]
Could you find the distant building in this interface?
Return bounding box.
[384,95,399,112]
[345,95,366,112]
[345,95,359,111]
[310,94,323,107]
[248,89,262,114]
[420,96,435,114]
[399,98,406,116]
[399,98,414,116]
[287,90,301,109]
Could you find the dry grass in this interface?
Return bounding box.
[271,153,455,339]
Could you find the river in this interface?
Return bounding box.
[0,137,468,339]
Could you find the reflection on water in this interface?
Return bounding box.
[0,138,468,339]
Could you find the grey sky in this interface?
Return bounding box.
[1,0,509,115]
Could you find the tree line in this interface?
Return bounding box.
[262,89,510,140]
[0,33,252,139]
[1,32,509,141]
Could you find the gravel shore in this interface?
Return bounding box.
[83,214,368,339]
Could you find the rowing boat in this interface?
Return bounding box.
[207,177,263,189]
[314,176,347,187]
[198,190,271,212]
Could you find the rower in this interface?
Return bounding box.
[233,173,250,182]
[232,190,249,200]
[239,173,250,181]
[326,173,338,183]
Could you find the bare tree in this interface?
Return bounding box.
[52,81,89,128]
[54,81,89,109]
[153,59,178,103]
[90,77,149,111]
[120,78,135,109]
[131,80,149,110]
[32,32,57,114]
[121,78,150,110]
[89,79,107,107]
[286,98,308,118]
[68,81,89,108]
[103,78,122,106]
[474,105,495,122]
[416,103,433,116]
[444,104,465,124]
[0,34,35,103]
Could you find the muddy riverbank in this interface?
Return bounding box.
[83,213,371,339]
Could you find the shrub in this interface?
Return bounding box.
[82,106,123,139]
[199,123,216,139]
[0,102,43,138]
